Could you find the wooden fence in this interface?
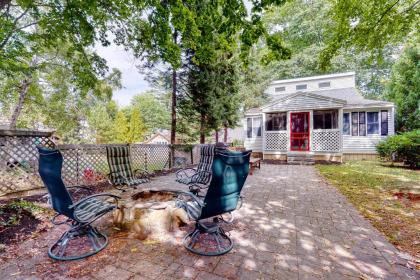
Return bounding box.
[0,129,200,196]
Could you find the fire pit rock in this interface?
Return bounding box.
[113,190,189,240]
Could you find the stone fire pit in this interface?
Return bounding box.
[113,190,189,241]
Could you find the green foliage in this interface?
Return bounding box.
[261,0,397,98]
[376,130,420,168]
[87,103,116,144]
[320,0,419,68]
[0,200,44,227]
[113,111,129,143]
[386,42,420,132]
[127,107,146,143]
[130,92,170,136]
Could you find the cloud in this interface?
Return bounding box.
[95,44,151,106]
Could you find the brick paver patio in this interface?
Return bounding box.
[1,164,418,279]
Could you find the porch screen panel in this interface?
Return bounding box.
[313,110,338,129]
[266,113,286,131]
[351,112,359,136]
[343,113,350,135]
[381,110,388,135]
[359,112,366,136]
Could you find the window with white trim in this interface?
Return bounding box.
[318,81,331,88]
[367,112,379,134]
[343,113,350,135]
[275,86,286,92]
[296,84,307,90]
[246,116,262,138]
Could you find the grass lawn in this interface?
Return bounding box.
[316,160,419,258]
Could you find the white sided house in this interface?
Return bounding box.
[244,72,395,163]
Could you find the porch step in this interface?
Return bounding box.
[286,154,315,165]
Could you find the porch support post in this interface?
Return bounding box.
[309,110,313,152]
[262,112,266,159]
[338,108,343,153]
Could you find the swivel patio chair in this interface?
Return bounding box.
[106,145,150,191]
[38,147,120,261]
[176,149,251,256]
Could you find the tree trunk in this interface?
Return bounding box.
[170,31,178,145]
[9,78,31,130]
[170,68,177,144]
[215,129,219,143]
[224,123,228,143]
[200,113,205,144]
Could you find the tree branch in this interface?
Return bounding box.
[0,7,31,50]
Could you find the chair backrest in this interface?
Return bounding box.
[37,147,75,219]
[199,149,251,220]
[194,145,216,184]
[106,145,134,184]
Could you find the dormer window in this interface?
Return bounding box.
[319,81,331,88]
[275,86,286,92]
[296,84,307,90]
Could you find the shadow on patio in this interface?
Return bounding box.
[0,164,418,280]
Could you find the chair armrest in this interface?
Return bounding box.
[69,193,121,210]
[190,170,212,184]
[176,168,197,179]
[159,189,205,208]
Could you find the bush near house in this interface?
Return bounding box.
[376,130,420,168]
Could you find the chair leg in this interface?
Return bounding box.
[183,221,233,256]
[48,224,108,261]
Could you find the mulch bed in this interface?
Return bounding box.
[0,204,42,246]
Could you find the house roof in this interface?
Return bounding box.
[144,131,170,143]
[245,87,393,114]
[310,87,394,107]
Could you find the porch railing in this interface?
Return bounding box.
[311,129,341,152]
[264,131,288,151]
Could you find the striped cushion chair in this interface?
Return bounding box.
[106,145,150,191]
[175,145,216,193]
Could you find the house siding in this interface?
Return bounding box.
[342,108,394,153]
[244,137,263,152]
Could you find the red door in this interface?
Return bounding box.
[290,112,310,151]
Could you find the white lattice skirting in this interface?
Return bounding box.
[264,132,288,151]
[312,130,341,152]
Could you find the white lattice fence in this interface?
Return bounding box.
[311,130,341,152]
[0,130,55,196]
[0,130,199,196]
[264,132,288,151]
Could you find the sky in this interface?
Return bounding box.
[95,44,150,107]
[95,1,253,107]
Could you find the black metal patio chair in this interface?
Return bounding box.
[106,145,150,191]
[38,147,120,261]
[176,149,251,256]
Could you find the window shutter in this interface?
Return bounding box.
[381,110,388,136]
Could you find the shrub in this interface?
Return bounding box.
[377,130,420,168]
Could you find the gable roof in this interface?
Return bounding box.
[245,87,394,114]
